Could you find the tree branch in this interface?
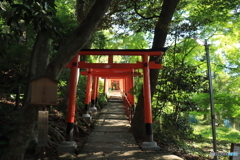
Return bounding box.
[46,0,113,79]
[133,1,160,19]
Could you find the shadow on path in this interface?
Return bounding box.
[77,93,183,160]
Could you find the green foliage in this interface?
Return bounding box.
[97,94,107,109]
[193,123,240,143]
[91,31,107,49]
[0,103,16,155]
[6,0,57,34]
[55,0,78,35]
[103,30,152,49]
[153,114,197,146]
[150,37,208,144]
[154,64,206,115]
[0,44,29,96]
[108,0,161,33]
[162,113,194,140]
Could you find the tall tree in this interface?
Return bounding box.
[131,0,240,140]
[2,0,112,159]
[131,0,181,140]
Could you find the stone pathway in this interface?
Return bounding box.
[76,95,183,160]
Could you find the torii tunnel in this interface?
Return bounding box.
[65,49,163,149]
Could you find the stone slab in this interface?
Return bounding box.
[86,132,135,143]
[93,125,130,132]
[57,141,77,157]
[77,151,183,160]
[98,114,127,120]
[95,119,130,127]
[76,98,183,160]
[100,111,125,115]
[79,142,139,153]
[108,100,123,103]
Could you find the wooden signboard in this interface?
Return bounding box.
[30,76,58,105]
[230,143,240,160]
[38,111,49,147]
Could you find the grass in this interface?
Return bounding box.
[185,121,240,159]
[193,123,240,143]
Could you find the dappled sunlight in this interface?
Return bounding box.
[108,90,122,97]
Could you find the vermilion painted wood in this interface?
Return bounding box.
[142,54,152,124]
[88,73,93,105]
[67,55,79,123]
[84,69,92,106]
[100,76,129,79]
[78,49,163,56]
[130,69,135,120]
[91,68,133,71]
[66,61,162,69]
[93,76,98,100]
[103,78,107,95]
[130,69,135,106]
[80,71,141,77]
[123,78,126,93]
[108,55,113,63]
[96,76,99,99]
[91,76,96,102]
[76,61,162,69]
[119,79,124,92]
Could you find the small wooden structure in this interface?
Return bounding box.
[38,111,49,146]
[30,76,58,105]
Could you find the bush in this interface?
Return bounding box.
[97,93,107,109]
[161,113,194,140]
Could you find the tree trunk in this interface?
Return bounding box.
[46,0,112,79]
[1,29,51,160]
[131,0,181,140]
[1,0,112,159]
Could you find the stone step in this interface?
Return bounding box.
[75,100,183,160]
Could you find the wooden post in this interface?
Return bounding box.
[84,69,92,113]
[130,69,135,118]
[91,76,98,107]
[125,77,130,117]
[95,76,99,105]
[142,54,153,142]
[82,69,93,123]
[66,55,79,141]
[123,78,126,94]
[103,78,107,97]
[38,110,48,160]
[119,79,123,93]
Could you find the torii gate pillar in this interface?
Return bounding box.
[103,78,107,97]
[130,69,135,118]
[90,76,98,113]
[57,55,79,156]
[82,69,92,123]
[141,54,160,150]
[66,55,79,141]
[94,76,100,106]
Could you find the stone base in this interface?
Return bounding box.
[89,107,97,114]
[82,114,92,123]
[141,141,160,151]
[57,141,77,158]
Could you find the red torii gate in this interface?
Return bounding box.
[80,69,139,120]
[81,69,138,120]
[65,49,163,150]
